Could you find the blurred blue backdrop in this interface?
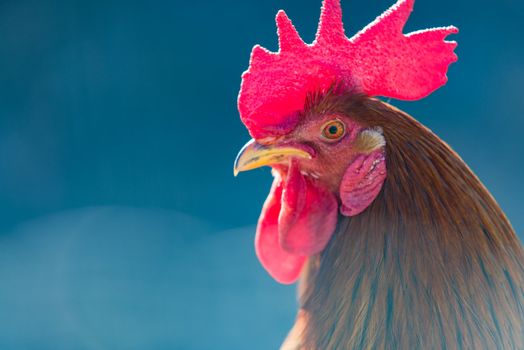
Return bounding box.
[0,0,522,349]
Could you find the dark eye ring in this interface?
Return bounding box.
[321,119,346,141]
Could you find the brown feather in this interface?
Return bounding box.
[286,95,524,349]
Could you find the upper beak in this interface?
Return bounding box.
[234,139,312,176]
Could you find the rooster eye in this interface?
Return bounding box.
[321,119,346,141]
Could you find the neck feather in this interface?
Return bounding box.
[297,98,524,350]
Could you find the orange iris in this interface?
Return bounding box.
[321,119,346,141]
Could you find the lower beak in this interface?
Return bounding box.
[234,139,312,176]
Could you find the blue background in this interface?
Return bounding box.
[0,0,522,349]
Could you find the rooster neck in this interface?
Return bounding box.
[292,98,524,350]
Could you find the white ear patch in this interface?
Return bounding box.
[354,127,386,154]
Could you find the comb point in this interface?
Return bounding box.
[276,10,305,53]
[315,0,345,45]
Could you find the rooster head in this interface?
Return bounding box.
[234,0,458,284]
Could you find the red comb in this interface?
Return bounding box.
[238,0,458,139]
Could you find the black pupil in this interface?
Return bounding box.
[328,125,339,135]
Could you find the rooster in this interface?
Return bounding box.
[233,0,524,349]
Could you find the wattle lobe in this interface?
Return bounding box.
[255,175,307,284]
[278,160,338,255]
[255,161,339,284]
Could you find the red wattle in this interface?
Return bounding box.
[255,161,339,284]
[279,160,338,255]
[255,175,307,284]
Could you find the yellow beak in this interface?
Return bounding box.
[234,139,312,176]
